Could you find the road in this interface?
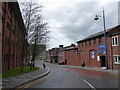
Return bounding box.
[27,61,118,89]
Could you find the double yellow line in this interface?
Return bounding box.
[18,72,51,89]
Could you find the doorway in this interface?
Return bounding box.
[100,56,106,67]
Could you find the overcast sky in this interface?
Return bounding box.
[19,0,119,50]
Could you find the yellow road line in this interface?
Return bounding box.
[19,72,52,89]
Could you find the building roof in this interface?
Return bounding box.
[64,46,77,51]
[49,48,59,52]
[76,26,117,43]
[63,43,77,51]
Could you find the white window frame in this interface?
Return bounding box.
[113,55,120,64]
[112,36,118,46]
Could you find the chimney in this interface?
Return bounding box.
[71,43,75,47]
[59,45,63,48]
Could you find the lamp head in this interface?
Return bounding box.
[94,15,99,21]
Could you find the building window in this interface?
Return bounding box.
[93,38,96,45]
[112,36,118,46]
[74,49,78,54]
[89,40,91,46]
[85,41,87,46]
[91,51,96,60]
[114,56,120,64]
[99,37,102,44]
[82,42,84,47]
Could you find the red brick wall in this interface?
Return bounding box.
[78,37,104,67]
[77,26,120,69]
[2,2,26,72]
[107,34,120,69]
[64,49,80,66]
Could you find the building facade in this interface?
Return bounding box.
[47,45,65,64]
[77,25,120,69]
[58,45,64,64]
[64,44,79,66]
[107,25,120,69]
[46,26,119,70]
[48,48,59,63]
[1,2,26,72]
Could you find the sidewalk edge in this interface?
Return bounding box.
[13,68,50,88]
[60,65,118,75]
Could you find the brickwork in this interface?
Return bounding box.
[64,44,80,66]
[77,25,120,69]
[64,25,120,70]
[1,2,26,72]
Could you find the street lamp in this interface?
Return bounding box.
[94,7,108,69]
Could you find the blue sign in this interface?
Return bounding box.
[91,51,95,59]
[98,45,106,54]
[74,50,78,54]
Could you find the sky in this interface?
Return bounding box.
[19,0,119,50]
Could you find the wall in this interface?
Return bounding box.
[2,2,26,72]
[64,49,80,66]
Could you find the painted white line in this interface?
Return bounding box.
[74,73,79,77]
[70,71,79,77]
[83,79,96,90]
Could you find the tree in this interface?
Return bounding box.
[20,0,49,70]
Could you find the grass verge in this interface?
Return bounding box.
[2,66,39,78]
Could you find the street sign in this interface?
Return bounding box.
[98,45,106,54]
[91,51,95,59]
[74,49,78,54]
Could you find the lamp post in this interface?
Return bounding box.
[94,7,108,69]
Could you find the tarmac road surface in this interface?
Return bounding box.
[26,61,118,89]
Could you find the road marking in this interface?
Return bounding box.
[74,73,79,77]
[70,71,79,77]
[83,79,96,90]
[19,72,52,89]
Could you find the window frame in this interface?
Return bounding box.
[113,55,120,64]
[93,38,96,45]
[112,36,118,46]
[85,41,87,46]
[99,36,102,44]
[89,39,91,46]
[82,42,84,47]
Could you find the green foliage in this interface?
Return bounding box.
[2,66,39,78]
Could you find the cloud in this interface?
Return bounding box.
[28,0,119,49]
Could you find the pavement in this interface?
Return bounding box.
[59,64,119,75]
[2,67,50,89]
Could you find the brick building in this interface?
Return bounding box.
[48,48,59,63]
[46,25,119,69]
[64,44,79,66]
[107,25,120,69]
[58,45,64,64]
[77,25,120,69]
[1,2,26,72]
[47,45,65,64]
